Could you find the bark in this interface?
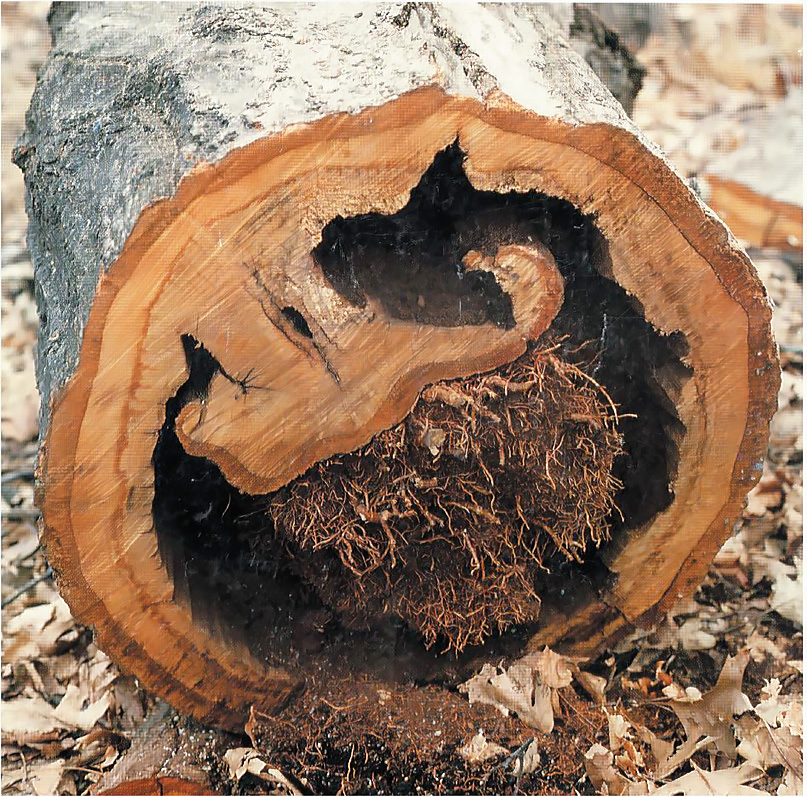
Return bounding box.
[15,2,778,732]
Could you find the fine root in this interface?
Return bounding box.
[267,341,624,653]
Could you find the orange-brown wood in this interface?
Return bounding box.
[40,85,778,728]
[99,777,219,796]
[175,242,563,493]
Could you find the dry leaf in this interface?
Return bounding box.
[533,647,573,689]
[770,568,803,626]
[54,683,111,731]
[512,738,541,777]
[224,747,253,781]
[744,464,784,516]
[4,531,40,566]
[737,692,804,795]
[459,647,571,733]
[634,725,675,774]
[607,710,633,753]
[678,618,719,651]
[661,683,703,702]
[460,661,554,733]
[81,647,119,701]
[99,744,119,769]
[782,699,802,739]
[0,360,39,442]
[570,663,607,705]
[584,742,649,795]
[4,598,74,661]
[746,630,787,664]
[666,651,752,759]
[755,678,784,725]
[31,759,66,797]
[655,735,717,782]
[224,747,302,795]
[750,539,796,584]
[651,761,767,795]
[459,731,509,764]
[1,694,69,744]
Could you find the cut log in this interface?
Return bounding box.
[15,3,779,732]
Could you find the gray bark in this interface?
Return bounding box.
[14,2,636,438]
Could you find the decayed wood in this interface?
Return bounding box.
[174,240,562,493]
[16,3,778,731]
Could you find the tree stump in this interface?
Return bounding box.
[16,3,778,732]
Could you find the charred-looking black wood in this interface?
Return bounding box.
[152,143,690,667]
[314,141,516,330]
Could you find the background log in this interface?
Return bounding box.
[15,2,778,733]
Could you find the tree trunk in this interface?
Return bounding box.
[15,2,778,733]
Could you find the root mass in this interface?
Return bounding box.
[268,342,624,652]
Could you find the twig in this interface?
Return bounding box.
[2,566,53,608]
[498,738,533,773]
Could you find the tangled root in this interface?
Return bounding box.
[268,342,624,653]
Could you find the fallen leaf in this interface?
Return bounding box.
[655,735,717,781]
[755,678,784,725]
[584,742,650,795]
[81,647,118,701]
[460,662,553,733]
[666,652,752,758]
[678,618,719,651]
[224,747,253,781]
[607,710,633,753]
[634,725,675,774]
[655,652,754,779]
[459,647,571,733]
[533,647,573,689]
[99,744,119,769]
[1,694,69,744]
[737,693,804,795]
[746,630,787,664]
[224,747,302,795]
[744,464,784,516]
[750,539,795,584]
[713,535,750,586]
[651,761,767,795]
[782,699,802,739]
[30,759,65,797]
[570,663,607,705]
[770,568,803,626]
[585,743,624,794]
[661,683,703,702]
[54,683,111,731]
[4,531,40,566]
[512,738,541,777]
[459,731,509,764]
[0,360,39,442]
[4,598,74,661]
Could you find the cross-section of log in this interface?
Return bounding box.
[16,3,778,732]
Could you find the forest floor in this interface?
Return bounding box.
[1,5,802,796]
